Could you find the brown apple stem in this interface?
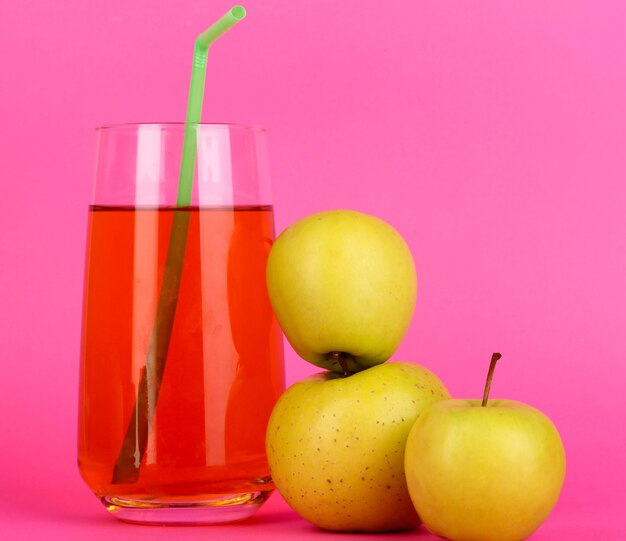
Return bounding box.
[481,352,502,407]
[329,351,352,377]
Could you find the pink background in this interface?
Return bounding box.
[1,0,625,539]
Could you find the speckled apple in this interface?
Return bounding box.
[265,362,450,532]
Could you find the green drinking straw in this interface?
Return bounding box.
[178,5,246,205]
[111,6,247,485]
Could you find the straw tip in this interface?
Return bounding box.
[231,6,246,20]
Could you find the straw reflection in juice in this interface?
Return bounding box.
[78,205,284,499]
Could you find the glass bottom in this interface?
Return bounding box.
[101,490,272,525]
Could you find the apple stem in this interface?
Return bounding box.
[329,351,352,377]
[481,352,502,407]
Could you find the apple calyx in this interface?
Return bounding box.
[328,351,353,376]
[481,352,502,407]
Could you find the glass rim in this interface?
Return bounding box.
[95,122,266,133]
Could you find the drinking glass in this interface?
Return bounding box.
[78,123,285,525]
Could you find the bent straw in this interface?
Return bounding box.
[112,6,247,485]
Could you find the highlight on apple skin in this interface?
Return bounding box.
[265,362,450,533]
[266,209,417,374]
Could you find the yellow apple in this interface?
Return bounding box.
[404,354,566,541]
[266,210,417,373]
[266,362,450,532]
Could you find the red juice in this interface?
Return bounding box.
[78,205,284,503]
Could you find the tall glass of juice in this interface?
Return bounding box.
[78,123,285,525]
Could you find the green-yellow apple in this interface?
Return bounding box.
[266,210,417,374]
[404,354,566,541]
[266,361,450,532]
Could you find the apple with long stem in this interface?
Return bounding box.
[404,353,566,541]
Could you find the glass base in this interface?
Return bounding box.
[101,490,272,525]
